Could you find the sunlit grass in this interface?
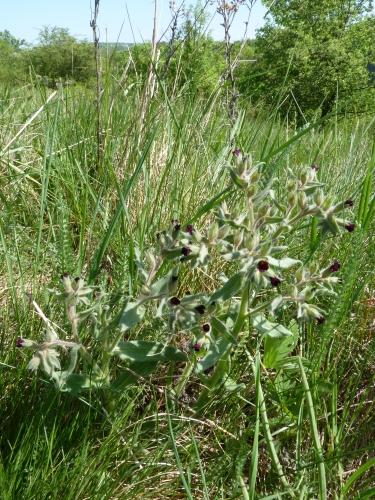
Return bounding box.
[0,71,375,499]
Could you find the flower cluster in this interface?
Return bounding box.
[16,150,355,400]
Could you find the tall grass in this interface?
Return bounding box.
[0,59,375,499]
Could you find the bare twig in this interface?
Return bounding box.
[25,292,60,340]
[216,0,256,124]
[90,0,102,165]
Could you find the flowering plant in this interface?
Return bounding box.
[17,151,355,410]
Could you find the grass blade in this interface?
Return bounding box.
[298,356,327,500]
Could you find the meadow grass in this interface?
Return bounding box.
[0,71,375,499]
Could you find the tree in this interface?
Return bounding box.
[159,2,225,96]
[241,0,375,122]
[26,26,95,83]
[0,30,26,51]
[0,31,25,83]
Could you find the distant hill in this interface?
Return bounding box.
[99,43,135,51]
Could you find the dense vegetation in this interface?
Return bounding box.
[1,1,375,499]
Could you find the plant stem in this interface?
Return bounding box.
[175,358,195,397]
[195,281,250,409]
[91,0,101,166]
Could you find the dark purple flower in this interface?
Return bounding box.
[172,219,180,231]
[345,223,355,233]
[233,149,241,156]
[202,324,210,332]
[344,200,354,207]
[181,246,192,256]
[193,343,201,352]
[61,273,70,279]
[317,316,326,324]
[269,276,281,287]
[195,305,206,315]
[16,338,24,348]
[171,276,178,283]
[170,297,181,306]
[258,260,269,273]
[185,225,195,235]
[329,262,340,272]
[311,165,319,172]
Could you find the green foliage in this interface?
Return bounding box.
[1,13,375,495]
[0,31,25,82]
[0,30,26,51]
[163,3,224,94]
[25,26,95,83]
[241,0,375,122]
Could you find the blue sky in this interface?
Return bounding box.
[2,0,267,44]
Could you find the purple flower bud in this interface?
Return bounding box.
[317,316,326,324]
[329,262,340,272]
[61,273,70,279]
[195,305,206,315]
[185,225,195,235]
[170,297,181,306]
[345,223,355,233]
[258,260,269,273]
[344,200,354,207]
[172,220,180,230]
[16,338,24,348]
[202,323,210,332]
[269,277,281,287]
[233,149,241,156]
[193,343,201,352]
[181,246,192,256]
[311,165,319,172]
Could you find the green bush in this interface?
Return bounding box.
[24,26,95,84]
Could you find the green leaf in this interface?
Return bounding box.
[269,294,283,312]
[265,216,284,224]
[161,248,185,260]
[267,256,302,269]
[221,248,249,261]
[180,292,207,303]
[111,361,158,391]
[195,337,231,373]
[251,313,294,338]
[209,272,243,302]
[112,340,188,362]
[224,377,246,392]
[264,320,299,368]
[150,265,179,296]
[120,301,146,331]
[252,178,276,205]
[211,315,238,345]
[342,457,375,496]
[229,167,248,189]
[59,373,106,394]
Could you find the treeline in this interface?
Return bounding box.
[1,0,375,122]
